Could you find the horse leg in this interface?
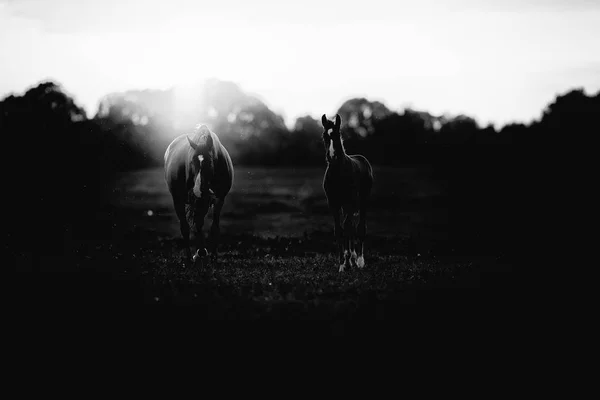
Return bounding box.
[175,201,192,268]
[342,212,354,272]
[331,207,345,271]
[349,211,359,268]
[192,205,209,267]
[356,202,367,269]
[208,198,225,266]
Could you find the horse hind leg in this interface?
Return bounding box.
[356,204,367,269]
[175,202,192,268]
[349,211,359,268]
[208,197,225,266]
[356,222,366,268]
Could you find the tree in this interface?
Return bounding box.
[285,115,324,165]
[1,81,86,135]
[436,114,480,146]
[336,98,393,139]
[538,88,600,141]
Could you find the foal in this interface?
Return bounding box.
[322,114,373,272]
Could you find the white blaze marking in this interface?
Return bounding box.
[193,155,205,197]
[327,129,336,158]
[193,173,202,198]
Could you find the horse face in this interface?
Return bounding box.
[188,131,215,200]
[322,114,344,163]
[191,154,215,198]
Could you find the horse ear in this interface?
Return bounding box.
[335,114,341,129]
[187,135,198,150]
[321,114,329,128]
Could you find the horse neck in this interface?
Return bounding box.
[209,133,222,160]
[327,153,353,177]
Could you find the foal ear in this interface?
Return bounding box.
[335,114,341,129]
[321,114,329,128]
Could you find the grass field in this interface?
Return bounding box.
[109,166,448,240]
[18,165,513,322]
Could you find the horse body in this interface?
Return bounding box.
[164,124,234,267]
[322,114,373,272]
[324,154,372,211]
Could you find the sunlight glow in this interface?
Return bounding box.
[1,0,600,126]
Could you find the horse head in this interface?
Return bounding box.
[187,125,216,203]
[321,114,344,164]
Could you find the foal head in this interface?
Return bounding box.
[321,114,345,164]
[187,125,216,201]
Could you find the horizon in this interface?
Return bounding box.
[2,0,600,129]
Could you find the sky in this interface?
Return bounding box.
[1,0,599,128]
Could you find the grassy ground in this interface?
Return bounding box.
[15,166,513,324]
[108,166,449,240]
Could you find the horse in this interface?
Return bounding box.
[321,114,373,273]
[164,124,234,267]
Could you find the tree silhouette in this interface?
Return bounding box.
[336,97,393,140]
[4,80,599,175]
[436,114,480,146]
[285,115,324,165]
[538,88,599,141]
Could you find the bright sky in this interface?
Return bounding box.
[1,0,599,127]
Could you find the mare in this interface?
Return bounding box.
[164,124,234,267]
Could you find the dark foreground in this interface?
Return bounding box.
[17,229,512,319]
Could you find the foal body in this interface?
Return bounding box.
[322,114,373,272]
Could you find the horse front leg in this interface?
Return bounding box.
[192,205,209,267]
[356,190,370,268]
[343,212,356,271]
[175,202,192,268]
[330,207,345,271]
[349,212,359,269]
[208,197,225,266]
[356,207,367,269]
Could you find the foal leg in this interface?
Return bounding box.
[356,203,367,269]
[175,202,192,268]
[208,197,225,266]
[342,212,355,271]
[331,207,345,271]
[349,211,359,268]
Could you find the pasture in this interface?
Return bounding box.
[109,166,448,241]
[23,165,513,321]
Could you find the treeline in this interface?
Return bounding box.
[3,79,597,174]
[82,78,600,168]
[3,78,598,270]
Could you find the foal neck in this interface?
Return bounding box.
[327,153,352,174]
